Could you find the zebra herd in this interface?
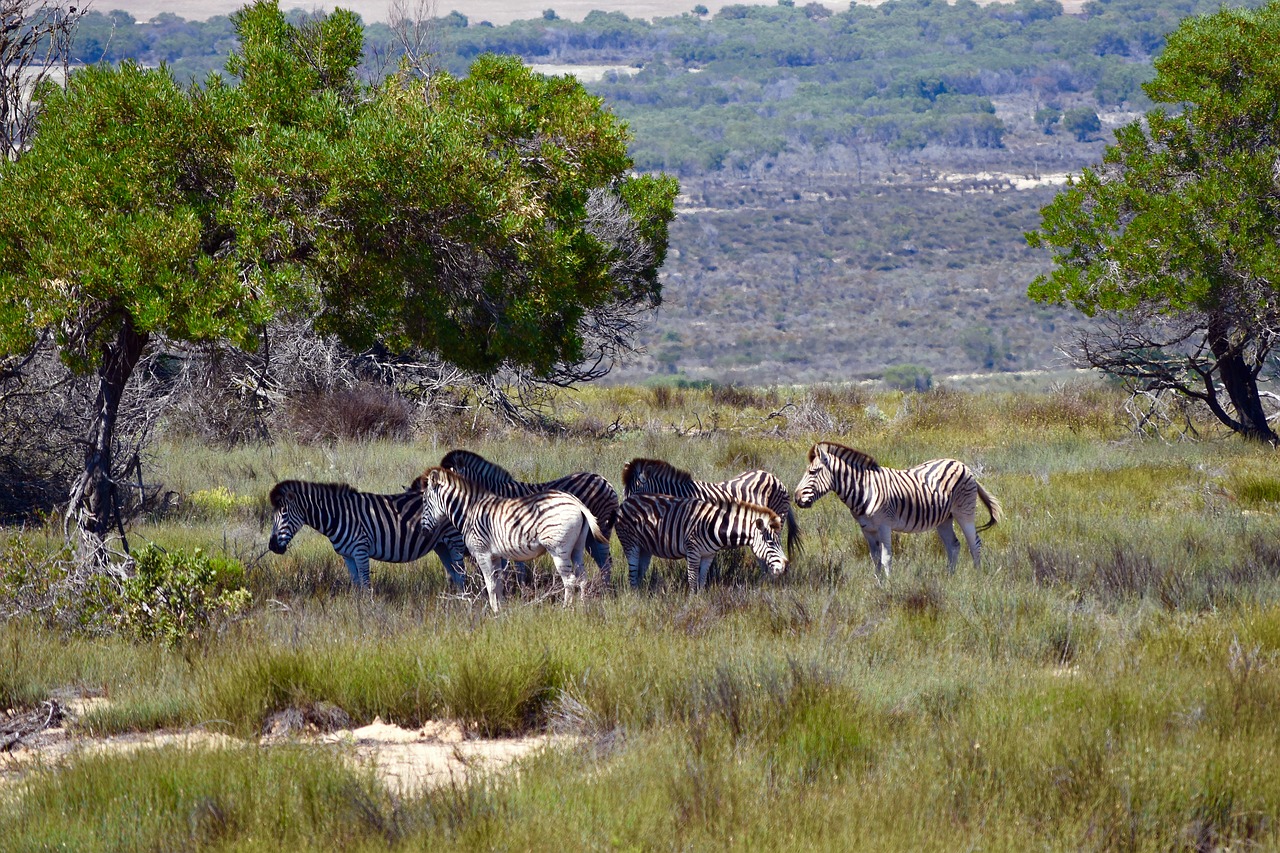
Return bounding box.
[267,443,1001,612]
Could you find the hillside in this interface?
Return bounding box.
[71,0,1263,384]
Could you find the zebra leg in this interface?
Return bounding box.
[434,543,467,588]
[478,553,503,613]
[877,524,894,580]
[937,523,961,574]
[587,539,613,591]
[958,519,983,569]
[343,551,371,589]
[627,546,650,589]
[687,554,713,592]
[859,525,885,580]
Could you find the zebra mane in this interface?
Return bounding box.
[809,442,881,471]
[622,458,693,492]
[268,479,358,508]
[440,449,517,484]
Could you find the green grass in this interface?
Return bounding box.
[4,382,1280,849]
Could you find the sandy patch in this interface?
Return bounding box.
[2,704,575,798]
[319,718,575,793]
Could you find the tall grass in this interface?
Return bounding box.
[4,382,1280,848]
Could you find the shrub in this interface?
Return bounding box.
[116,546,251,647]
[882,364,933,392]
[279,383,417,444]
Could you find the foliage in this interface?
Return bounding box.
[0,0,676,538]
[115,545,250,647]
[1061,105,1101,141]
[1027,0,1280,441]
[882,364,933,391]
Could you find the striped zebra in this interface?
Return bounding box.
[615,493,788,591]
[414,467,606,613]
[440,449,618,588]
[793,442,1001,580]
[621,458,802,559]
[267,480,466,589]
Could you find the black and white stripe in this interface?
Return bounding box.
[615,493,788,591]
[440,449,619,587]
[793,442,1000,579]
[415,467,607,612]
[621,458,802,559]
[267,480,466,588]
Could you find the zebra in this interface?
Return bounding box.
[440,449,619,589]
[792,442,1001,580]
[615,493,788,591]
[414,466,607,613]
[621,458,802,560]
[267,480,467,589]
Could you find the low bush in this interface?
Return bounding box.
[117,546,251,647]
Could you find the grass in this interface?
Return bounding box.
[4,381,1280,849]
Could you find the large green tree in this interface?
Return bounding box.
[1028,1,1280,442]
[0,0,677,557]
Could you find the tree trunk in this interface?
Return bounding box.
[66,316,149,562]
[1207,321,1277,443]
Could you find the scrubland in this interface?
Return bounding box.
[3,380,1280,850]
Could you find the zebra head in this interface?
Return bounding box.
[750,512,789,576]
[267,481,300,554]
[793,445,836,508]
[414,468,452,532]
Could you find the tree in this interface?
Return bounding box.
[1028,1,1280,442]
[1061,106,1100,141]
[0,0,677,558]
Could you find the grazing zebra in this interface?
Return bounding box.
[440,449,619,588]
[267,480,466,589]
[621,458,802,560]
[414,467,606,613]
[793,442,1001,580]
[615,493,788,591]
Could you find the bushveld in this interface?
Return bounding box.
[3,379,1280,850]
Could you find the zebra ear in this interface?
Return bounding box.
[815,445,832,467]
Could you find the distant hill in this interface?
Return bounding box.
[71,0,1265,385]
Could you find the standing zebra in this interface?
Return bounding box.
[621,458,802,560]
[267,480,466,589]
[615,493,788,591]
[792,442,1000,580]
[440,449,618,588]
[414,467,606,613]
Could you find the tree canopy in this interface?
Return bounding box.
[1027,0,1280,441]
[0,0,677,551]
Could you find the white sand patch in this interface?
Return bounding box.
[2,706,577,798]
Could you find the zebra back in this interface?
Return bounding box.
[443,450,618,534]
[621,458,801,557]
[440,449,535,498]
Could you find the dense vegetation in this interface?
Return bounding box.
[77,0,1264,172]
[4,383,1280,848]
[64,0,1268,385]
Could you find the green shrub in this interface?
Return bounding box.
[117,546,250,647]
[882,364,933,392]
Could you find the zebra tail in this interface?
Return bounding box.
[785,507,804,558]
[976,482,1002,531]
[583,509,608,544]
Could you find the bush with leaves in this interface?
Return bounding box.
[116,546,250,647]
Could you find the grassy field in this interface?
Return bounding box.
[3,381,1280,850]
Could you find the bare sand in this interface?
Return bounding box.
[2,701,577,797]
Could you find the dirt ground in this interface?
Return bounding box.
[1,697,577,797]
